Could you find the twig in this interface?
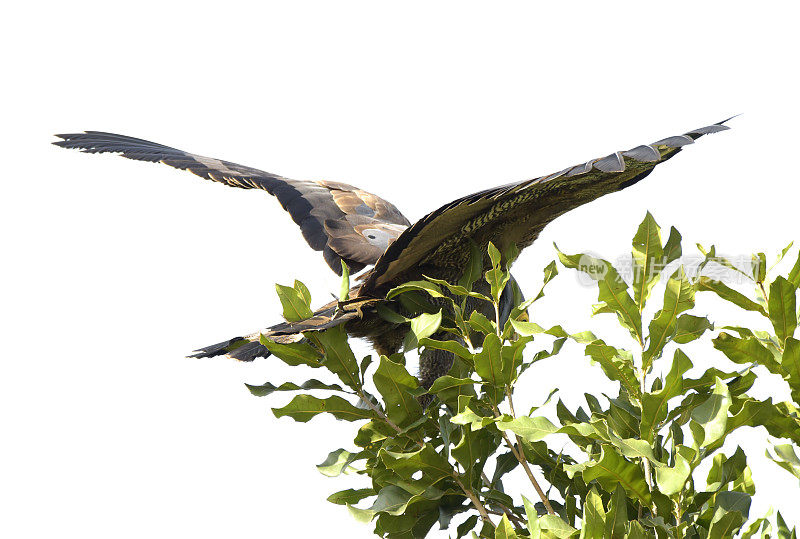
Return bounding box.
[454,476,494,528]
[480,471,524,529]
[362,390,494,528]
[498,390,556,515]
[638,345,657,517]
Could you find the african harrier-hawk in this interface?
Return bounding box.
[54,120,730,396]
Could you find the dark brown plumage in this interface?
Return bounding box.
[54,120,731,394]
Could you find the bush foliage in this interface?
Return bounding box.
[248,213,800,538]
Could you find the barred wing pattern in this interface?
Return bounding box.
[53,132,410,274]
[360,120,731,295]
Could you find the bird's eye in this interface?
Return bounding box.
[367,234,376,239]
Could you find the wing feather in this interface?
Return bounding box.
[54,131,410,274]
[361,119,732,294]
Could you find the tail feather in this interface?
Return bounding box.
[188,302,358,361]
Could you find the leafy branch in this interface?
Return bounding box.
[247,213,800,538]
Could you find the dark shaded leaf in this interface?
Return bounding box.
[273,394,378,422]
[311,326,361,390]
[579,447,651,504]
[584,341,639,399]
[674,314,714,344]
[712,332,779,372]
[641,349,693,440]
[782,337,800,404]
[327,487,375,505]
[259,335,323,367]
[374,355,423,427]
[246,378,344,397]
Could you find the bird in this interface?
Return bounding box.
[54,120,730,399]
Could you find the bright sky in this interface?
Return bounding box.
[3,2,799,537]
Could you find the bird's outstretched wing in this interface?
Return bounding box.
[53,132,410,274]
[361,120,731,295]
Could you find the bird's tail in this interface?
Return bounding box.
[189,302,351,361]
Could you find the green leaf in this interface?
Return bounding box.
[369,485,414,515]
[708,491,751,538]
[782,337,800,404]
[789,250,800,289]
[769,276,798,345]
[774,241,795,267]
[419,338,473,360]
[311,326,362,390]
[408,310,442,344]
[674,314,714,344]
[663,226,683,265]
[508,320,597,344]
[273,394,378,422]
[380,445,454,486]
[556,246,643,344]
[497,416,559,442]
[275,283,314,322]
[626,521,650,539]
[259,335,323,367]
[294,279,312,306]
[712,332,778,371]
[317,448,364,477]
[376,304,410,324]
[474,333,506,388]
[373,355,423,426]
[339,260,350,301]
[584,341,639,399]
[776,510,797,538]
[245,378,344,397]
[603,485,629,539]
[706,447,748,492]
[456,515,479,539]
[424,274,491,302]
[485,266,511,304]
[452,425,496,486]
[643,267,695,368]
[469,310,496,336]
[533,260,559,302]
[640,349,693,440]
[490,452,519,487]
[458,240,484,291]
[386,280,445,300]
[494,514,519,539]
[740,511,773,539]
[655,446,692,496]
[488,241,502,269]
[752,252,767,283]
[632,211,665,311]
[580,487,606,539]
[327,487,374,505]
[579,446,651,504]
[428,376,474,394]
[696,277,767,315]
[766,443,800,483]
[690,377,732,449]
[534,515,578,538]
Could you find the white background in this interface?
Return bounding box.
[3,1,799,537]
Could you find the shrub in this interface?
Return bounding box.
[248,213,800,538]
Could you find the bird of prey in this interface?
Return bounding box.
[54,120,730,395]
